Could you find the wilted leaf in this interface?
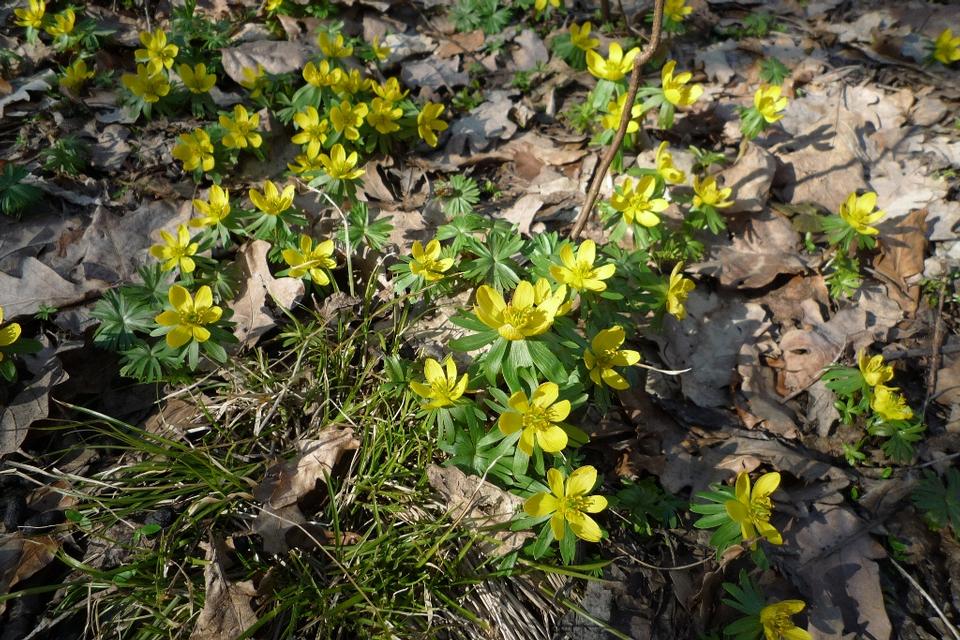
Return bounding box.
[229,240,305,347]
[1,360,68,455]
[0,69,55,118]
[220,41,312,87]
[874,208,927,313]
[190,537,258,640]
[0,534,59,616]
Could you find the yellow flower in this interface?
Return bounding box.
[550,239,616,293]
[858,351,893,387]
[239,64,267,98]
[692,175,733,209]
[760,600,812,640]
[249,180,295,216]
[475,280,566,341]
[569,22,599,52]
[610,176,669,227]
[373,77,408,102]
[666,262,695,320]
[287,148,325,175]
[366,97,403,135]
[154,285,222,349]
[409,357,468,409]
[724,471,783,548]
[121,64,171,103]
[60,58,94,93]
[410,239,454,282]
[601,94,643,133]
[220,104,262,149]
[178,63,216,94]
[524,466,607,542]
[171,128,215,172]
[664,0,692,22]
[417,103,448,148]
[264,0,282,11]
[934,28,960,65]
[586,42,640,82]
[291,106,329,156]
[534,0,560,11]
[329,99,368,142]
[282,235,337,285]
[533,278,572,317]
[335,68,372,96]
[318,143,365,182]
[871,385,913,422]
[302,60,342,87]
[661,59,702,107]
[135,30,178,75]
[149,224,199,273]
[498,382,570,455]
[371,35,390,62]
[45,8,75,37]
[14,0,45,29]
[838,191,884,236]
[318,32,354,59]
[583,326,640,390]
[190,185,231,228]
[655,141,685,185]
[754,84,788,123]
[0,305,23,362]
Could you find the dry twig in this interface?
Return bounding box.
[570,0,666,240]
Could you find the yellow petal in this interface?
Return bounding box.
[524,492,558,517]
[753,472,780,498]
[566,511,602,542]
[547,468,565,498]
[537,426,568,453]
[566,465,598,497]
[423,358,444,384]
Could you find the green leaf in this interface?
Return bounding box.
[912,468,960,534]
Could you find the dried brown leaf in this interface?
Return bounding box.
[229,240,305,347]
[190,537,258,640]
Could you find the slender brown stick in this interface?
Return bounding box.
[571,0,665,240]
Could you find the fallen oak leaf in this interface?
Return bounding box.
[229,240,304,348]
[190,537,258,640]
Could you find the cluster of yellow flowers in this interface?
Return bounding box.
[859,352,913,422]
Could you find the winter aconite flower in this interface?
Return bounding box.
[190,185,230,228]
[550,239,616,293]
[329,99,368,142]
[569,22,599,52]
[417,103,448,148]
[693,175,734,209]
[239,64,267,98]
[292,106,329,156]
[410,240,454,282]
[661,60,703,107]
[601,94,643,133]
[611,176,668,227]
[373,77,408,103]
[754,84,788,123]
[319,144,365,181]
[474,280,566,341]
[250,180,295,216]
[583,326,640,390]
[524,466,607,542]
[410,357,468,409]
[760,600,812,640]
[366,97,403,135]
[60,59,94,93]
[498,382,570,455]
[155,285,222,348]
[122,65,171,103]
[586,42,640,82]
[335,68,372,96]
[871,385,913,422]
[150,225,199,273]
[666,263,695,320]
[725,471,783,547]
[172,129,215,172]
[656,142,686,185]
[838,191,884,236]
[179,63,216,94]
[14,0,45,29]
[933,28,960,65]
[0,306,22,361]
[135,30,178,75]
[371,35,390,62]
[45,8,75,38]
[858,352,893,387]
[220,104,262,149]
[534,0,560,12]
[318,32,353,59]
[664,0,692,23]
[303,60,342,88]
[282,235,337,285]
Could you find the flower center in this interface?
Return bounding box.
[521,405,552,432]
[749,495,772,523]
[502,304,536,330]
[557,495,589,516]
[568,263,594,289]
[180,308,205,327]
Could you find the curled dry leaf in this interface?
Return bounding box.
[1,360,68,455]
[219,40,312,87]
[0,535,60,616]
[874,208,928,313]
[190,537,258,640]
[229,240,305,347]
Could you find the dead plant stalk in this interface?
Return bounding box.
[570,0,666,240]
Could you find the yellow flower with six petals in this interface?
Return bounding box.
[282,235,337,285]
[149,225,199,273]
[655,141,686,184]
[498,382,571,455]
[190,185,231,228]
[858,351,893,387]
[693,175,733,209]
[155,285,222,349]
[583,326,639,390]
[933,28,960,65]
[760,600,812,640]
[330,99,368,141]
[411,240,454,282]
[239,64,267,98]
[410,357,468,409]
[664,0,692,23]
[60,58,94,93]
[373,77,408,103]
[178,63,216,93]
[371,35,390,62]
[666,262,695,320]
[569,22,599,52]
[220,104,262,149]
[871,384,913,422]
[291,106,329,156]
[318,144,365,181]
[303,60,342,88]
[171,129,215,172]
[474,280,566,341]
[122,64,171,103]
[524,466,607,542]
[724,471,783,548]
[838,191,884,236]
[14,0,45,28]
[601,94,643,133]
[661,59,703,107]
[549,239,616,293]
[610,176,668,227]
[135,30,178,75]
[366,97,403,135]
[586,42,640,82]
[45,8,75,38]
[318,32,353,59]
[249,180,295,216]
[417,103,448,148]
[754,84,788,123]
